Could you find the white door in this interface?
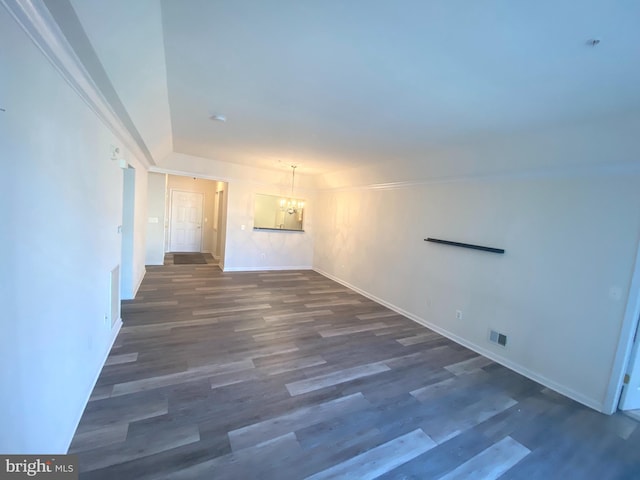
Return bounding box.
[620,319,640,410]
[169,190,203,252]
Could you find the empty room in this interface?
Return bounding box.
[2,0,640,479]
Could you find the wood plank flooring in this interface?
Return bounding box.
[70,260,640,479]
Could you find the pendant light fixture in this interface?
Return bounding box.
[280,165,304,218]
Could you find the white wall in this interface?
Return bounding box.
[146,172,166,265]
[131,167,148,292]
[313,120,640,412]
[224,182,313,270]
[0,7,148,453]
[213,181,227,262]
[157,153,315,271]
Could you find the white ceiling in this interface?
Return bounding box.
[65,0,640,175]
[69,0,173,163]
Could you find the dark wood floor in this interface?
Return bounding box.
[70,260,640,479]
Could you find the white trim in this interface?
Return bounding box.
[149,167,224,182]
[131,267,146,299]
[318,162,640,193]
[224,265,313,272]
[1,0,153,168]
[64,318,122,453]
[149,166,314,194]
[625,410,640,421]
[314,267,605,413]
[603,238,640,413]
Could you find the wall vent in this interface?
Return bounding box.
[489,329,507,347]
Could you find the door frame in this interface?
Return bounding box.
[603,237,640,413]
[168,188,204,253]
[619,315,640,409]
[216,189,225,259]
[120,166,136,300]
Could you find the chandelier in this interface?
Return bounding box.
[280,165,304,218]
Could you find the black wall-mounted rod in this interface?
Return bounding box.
[425,238,505,254]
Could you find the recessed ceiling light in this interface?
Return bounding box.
[209,114,226,122]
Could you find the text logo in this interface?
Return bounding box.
[0,456,77,480]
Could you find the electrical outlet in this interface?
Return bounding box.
[489,329,508,347]
[456,310,463,320]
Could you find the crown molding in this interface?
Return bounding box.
[152,160,640,194]
[148,166,317,195]
[318,161,640,193]
[1,0,154,168]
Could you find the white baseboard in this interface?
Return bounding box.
[64,318,122,453]
[314,267,605,413]
[223,265,313,272]
[624,409,640,421]
[132,267,146,298]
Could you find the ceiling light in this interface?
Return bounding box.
[209,114,226,122]
[280,165,304,219]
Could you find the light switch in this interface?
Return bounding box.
[148,217,159,224]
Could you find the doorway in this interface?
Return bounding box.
[619,315,640,412]
[169,190,204,252]
[120,166,135,300]
[610,238,640,413]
